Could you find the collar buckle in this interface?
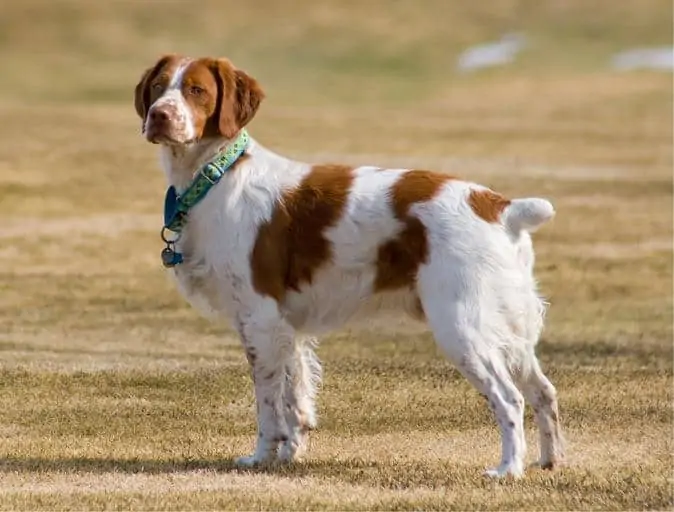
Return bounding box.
[199,165,217,185]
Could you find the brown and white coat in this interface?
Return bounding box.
[134,55,565,477]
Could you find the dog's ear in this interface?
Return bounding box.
[209,58,265,139]
[134,54,181,121]
[134,66,154,121]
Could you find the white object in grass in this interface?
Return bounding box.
[611,47,674,71]
[456,33,527,73]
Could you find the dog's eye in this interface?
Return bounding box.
[152,82,163,92]
[188,85,205,96]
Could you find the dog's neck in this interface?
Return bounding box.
[159,136,236,192]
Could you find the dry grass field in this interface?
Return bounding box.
[0,0,672,510]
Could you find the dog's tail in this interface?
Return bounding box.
[502,198,555,236]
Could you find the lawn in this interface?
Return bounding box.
[0,0,672,510]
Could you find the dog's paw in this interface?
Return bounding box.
[530,456,566,471]
[483,462,524,479]
[277,430,309,464]
[277,440,306,464]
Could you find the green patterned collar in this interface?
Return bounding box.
[160,129,250,267]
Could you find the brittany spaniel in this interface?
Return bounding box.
[133,54,565,477]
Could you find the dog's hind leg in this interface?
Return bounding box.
[429,319,527,476]
[278,336,322,462]
[516,347,565,470]
[456,344,526,478]
[419,271,527,477]
[508,290,565,470]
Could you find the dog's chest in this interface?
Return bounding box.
[171,255,229,319]
[169,208,249,320]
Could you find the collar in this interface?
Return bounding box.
[160,129,250,267]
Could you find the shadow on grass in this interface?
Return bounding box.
[0,456,241,474]
[0,455,387,479]
[0,456,492,489]
[537,338,673,369]
[0,456,383,475]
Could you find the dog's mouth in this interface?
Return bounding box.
[145,128,197,146]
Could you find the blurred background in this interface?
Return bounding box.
[1,0,671,343]
[0,1,672,509]
[2,0,672,163]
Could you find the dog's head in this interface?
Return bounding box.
[134,55,265,145]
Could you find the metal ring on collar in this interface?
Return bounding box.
[161,226,181,244]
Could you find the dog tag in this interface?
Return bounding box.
[161,246,183,268]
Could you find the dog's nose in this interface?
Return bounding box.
[149,108,170,123]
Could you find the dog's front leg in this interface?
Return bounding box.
[235,304,294,467]
[278,337,322,462]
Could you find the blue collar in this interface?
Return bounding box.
[160,129,250,267]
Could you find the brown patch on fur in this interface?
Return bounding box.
[468,189,511,223]
[182,58,265,140]
[251,165,354,302]
[179,60,220,137]
[374,170,454,291]
[202,58,265,139]
[133,54,183,122]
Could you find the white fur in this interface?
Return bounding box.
[503,198,555,236]
[145,75,565,478]
[145,60,197,144]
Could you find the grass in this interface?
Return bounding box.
[0,0,672,510]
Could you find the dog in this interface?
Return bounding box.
[133,54,565,477]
